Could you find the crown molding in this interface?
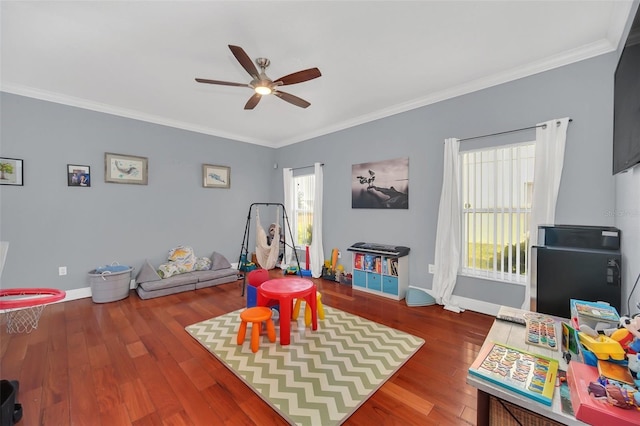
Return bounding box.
[0,84,279,148]
[276,38,616,147]
[2,37,617,150]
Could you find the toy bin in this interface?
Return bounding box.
[88,265,133,303]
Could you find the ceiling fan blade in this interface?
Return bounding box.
[274,91,311,108]
[244,93,262,110]
[195,78,249,88]
[275,68,322,86]
[228,45,259,79]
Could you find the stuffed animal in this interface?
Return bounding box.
[611,327,637,354]
[620,315,640,338]
[628,353,640,375]
[619,315,640,353]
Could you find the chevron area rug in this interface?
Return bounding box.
[185,306,424,425]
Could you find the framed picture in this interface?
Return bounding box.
[0,157,24,186]
[203,164,230,189]
[352,157,409,209]
[105,152,148,185]
[67,164,91,187]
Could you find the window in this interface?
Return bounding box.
[460,142,535,284]
[292,174,315,247]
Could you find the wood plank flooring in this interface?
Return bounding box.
[0,274,494,425]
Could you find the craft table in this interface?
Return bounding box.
[467,306,587,426]
[257,277,317,345]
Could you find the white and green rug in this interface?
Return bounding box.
[185,306,424,426]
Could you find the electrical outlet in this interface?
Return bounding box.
[428,264,435,274]
[338,250,341,259]
[58,266,67,276]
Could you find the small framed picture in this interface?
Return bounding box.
[67,164,91,187]
[203,164,230,189]
[105,152,148,185]
[0,157,24,186]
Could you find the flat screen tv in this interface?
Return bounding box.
[613,6,640,175]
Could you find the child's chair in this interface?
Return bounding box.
[293,292,325,326]
[246,268,270,308]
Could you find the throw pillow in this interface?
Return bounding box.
[194,257,212,271]
[158,262,180,279]
[211,251,232,270]
[167,245,196,273]
[136,259,161,283]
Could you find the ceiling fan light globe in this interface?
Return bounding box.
[255,85,272,95]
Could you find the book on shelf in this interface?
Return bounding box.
[354,253,363,270]
[389,258,398,276]
[364,254,375,271]
[468,342,558,406]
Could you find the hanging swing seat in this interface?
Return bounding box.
[255,208,281,270]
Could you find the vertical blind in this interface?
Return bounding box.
[460,142,535,283]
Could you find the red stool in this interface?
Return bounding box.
[237,306,276,353]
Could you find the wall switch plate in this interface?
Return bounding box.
[58,266,67,276]
[428,264,435,274]
[338,250,341,258]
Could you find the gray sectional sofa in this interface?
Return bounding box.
[135,251,238,300]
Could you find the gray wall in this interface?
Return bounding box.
[2,51,637,312]
[615,168,640,316]
[0,93,275,291]
[274,52,620,308]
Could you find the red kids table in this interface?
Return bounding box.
[257,277,317,345]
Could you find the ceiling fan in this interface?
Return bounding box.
[195,45,321,110]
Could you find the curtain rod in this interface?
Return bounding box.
[290,163,324,171]
[459,119,573,142]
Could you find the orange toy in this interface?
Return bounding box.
[331,248,339,270]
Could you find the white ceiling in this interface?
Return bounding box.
[1,1,635,148]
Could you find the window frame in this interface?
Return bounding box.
[291,173,315,249]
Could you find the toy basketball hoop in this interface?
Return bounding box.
[0,288,66,334]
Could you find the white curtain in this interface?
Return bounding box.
[310,163,324,278]
[433,138,463,313]
[282,168,294,268]
[523,117,570,309]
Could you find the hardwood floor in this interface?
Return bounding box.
[0,274,494,425]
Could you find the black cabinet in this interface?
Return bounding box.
[531,225,621,318]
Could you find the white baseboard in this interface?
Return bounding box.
[59,278,137,304]
[13,278,502,319]
[417,288,502,317]
[451,294,502,317]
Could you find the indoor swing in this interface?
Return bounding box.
[237,203,302,296]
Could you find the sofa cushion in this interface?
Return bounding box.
[195,273,238,290]
[190,268,237,283]
[136,259,162,283]
[211,251,232,270]
[136,283,196,300]
[138,273,198,292]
